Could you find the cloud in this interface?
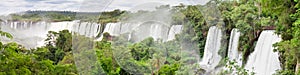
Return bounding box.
[0,0,82,15]
[77,0,195,12]
[0,0,210,15]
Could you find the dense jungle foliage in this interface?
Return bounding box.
[0,0,300,75]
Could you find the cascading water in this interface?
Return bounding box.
[73,21,101,37]
[1,21,49,48]
[0,19,182,49]
[119,22,140,34]
[167,25,182,41]
[99,22,182,42]
[245,30,281,75]
[103,23,121,36]
[222,28,243,75]
[0,21,101,49]
[129,21,170,42]
[1,19,283,75]
[199,26,222,73]
[227,29,242,66]
[48,21,73,32]
[97,22,121,41]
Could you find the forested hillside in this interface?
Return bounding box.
[7,11,100,22]
[0,0,299,75]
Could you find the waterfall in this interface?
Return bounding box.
[222,28,243,74]
[119,22,139,34]
[103,23,121,36]
[167,25,182,41]
[1,20,184,48]
[0,21,101,49]
[199,26,222,72]
[99,22,179,42]
[245,30,281,75]
[73,22,101,37]
[1,21,50,48]
[227,29,242,66]
[48,21,74,32]
[129,22,169,42]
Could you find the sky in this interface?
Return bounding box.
[0,0,210,15]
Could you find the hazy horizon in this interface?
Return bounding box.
[0,0,210,15]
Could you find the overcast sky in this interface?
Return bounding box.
[0,0,210,15]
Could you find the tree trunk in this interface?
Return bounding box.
[296,60,299,74]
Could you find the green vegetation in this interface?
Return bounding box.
[1,0,300,75]
[179,5,208,58]
[0,29,186,74]
[10,13,42,22]
[98,9,125,24]
[0,30,13,39]
[261,0,300,74]
[97,10,126,37]
[9,11,100,22]
[218,0,263,64]
[217,0,300,74]
[219,58,254,75]
[0,30,77,75]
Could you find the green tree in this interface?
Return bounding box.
[261,0,300,74]
[0,30,13,39]
[44,30,72,64]
[0,43,57,75]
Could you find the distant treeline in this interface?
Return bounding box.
[8,10,102,22]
